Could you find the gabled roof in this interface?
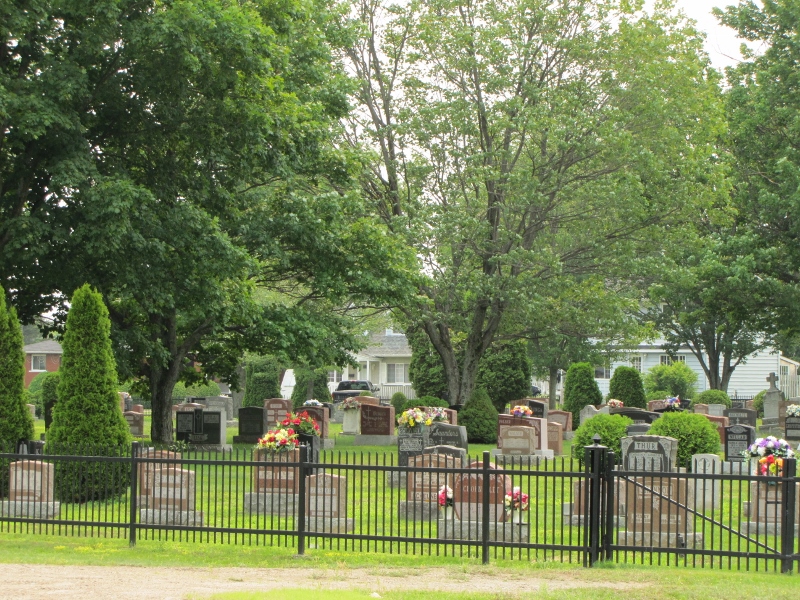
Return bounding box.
[23,340,63,354]
[359,331,412,359]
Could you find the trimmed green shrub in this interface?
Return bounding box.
[691,389,731,409]
[390,392,408,413]
[291,368,332,409]
[644,362,698,399]
[563,362,603,426]
[0,292,35,447]
[645,389,671,402]
[459,387,498,443]
[752,390,766,418]
[242,355,282,407]
[414,395,449,408]
[172,380,222,399]
[608,366,646,409]
[40,371,61,421]
[476,340,532,413]
[27,371,50,417]
[48,284,131,502]
[647,412,720,470]
[572,414,634,462]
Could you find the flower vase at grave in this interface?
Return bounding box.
[442,506,454,520]
[508,510,524,524]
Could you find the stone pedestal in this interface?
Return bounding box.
[305,517,354,532]
[342,409,361,435]
[437,518,529,542]
[243,492,300,516]
[139,509,204,526]
[398,500,439,521]
[0,501,60,519]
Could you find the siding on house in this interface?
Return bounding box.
[23,340,63,387]
[596,344,781,399]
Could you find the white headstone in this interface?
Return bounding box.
[692,453,721,510]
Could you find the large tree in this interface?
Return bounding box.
[343,0,725,405]
[4,0,412,442]
[718,0,800,329]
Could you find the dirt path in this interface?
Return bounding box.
[4,564,646,599]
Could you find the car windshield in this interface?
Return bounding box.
[340,381,369,391]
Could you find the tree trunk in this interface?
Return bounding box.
[149,364,182,443]
[548,367,559,409]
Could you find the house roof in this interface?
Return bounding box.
[23,340,63,354]
[359,331,412,359]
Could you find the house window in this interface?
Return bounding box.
[629,356,642,372]
[387,363,409,384]
[594,366,611,379]
[660,355,686,365]
[328,370,343,383]
[31,355,47,372]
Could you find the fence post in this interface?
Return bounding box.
[296,444,308,556]
[482,450,490,565]
[129,441,139,547]
[583,434,607,567]
[781,457,796,574]
[603,451,616,561]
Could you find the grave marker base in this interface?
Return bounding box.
[617,531,704,549]
[436,518,530,542]
[354,434,397,446]
[305,517,354,533]
[140,509,204,526]
[398,501,438,521]
[0,501,60,519]
[490,449,554,461]
[243,493,300,516]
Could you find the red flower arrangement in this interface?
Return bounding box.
[279,411,320,437]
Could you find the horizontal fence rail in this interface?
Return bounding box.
[0,442,798,570]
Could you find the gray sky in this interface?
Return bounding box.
[671,0,748,70]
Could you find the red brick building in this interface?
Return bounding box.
[23,340,62,387]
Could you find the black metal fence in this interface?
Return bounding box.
[0,441,798,571]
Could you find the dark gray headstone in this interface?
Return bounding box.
[724,424,755,462]
[785,416,800,441]
[234,406,265,444]
[398,425,431,467]
[610,408,661,424]
[527,399,548,419]
[175,409,223,445]
[621,435,678,472]
[723,408,757,428]
[626,424,651,436]
[429,422,468,452]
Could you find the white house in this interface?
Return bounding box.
[594,342,799,399]
[281,329,416,401]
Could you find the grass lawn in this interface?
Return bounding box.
[0,531,796,600]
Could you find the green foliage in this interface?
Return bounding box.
[291,368,332,409]
[692,389,732,409]
[41,372,60,420]
[172,380,222,399]
[407,327,449,400]
[417,396,449,407]
[753,390,766,418]
[48,285,131,501]
[563,363,603,426]
[644,362,698,400]
[608,366,646,409]
[647,412,720,469]
[0,292,34,445]
[476,341,532,413]
[243,355,282,407]
[28,371,49,418]
[390,392,408,413]
[572,414,634,462]
[646,390,672,402]
[458,388,498,444]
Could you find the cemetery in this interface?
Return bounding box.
[3,382,800,573]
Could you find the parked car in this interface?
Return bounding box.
[332,380,380,402]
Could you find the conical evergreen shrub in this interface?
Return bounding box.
[563,362,603,426]
[48,284,131,502]
[608,366,646,409]
[291,368,332,409]
[0,292,34,492]
[459,387,498,443]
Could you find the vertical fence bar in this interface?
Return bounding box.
[583,435,606,567]
[129,442,139,547]
[482,451,490,565]
[781,458,796,573]
[603,451,616,561]
[297,444,307,556]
